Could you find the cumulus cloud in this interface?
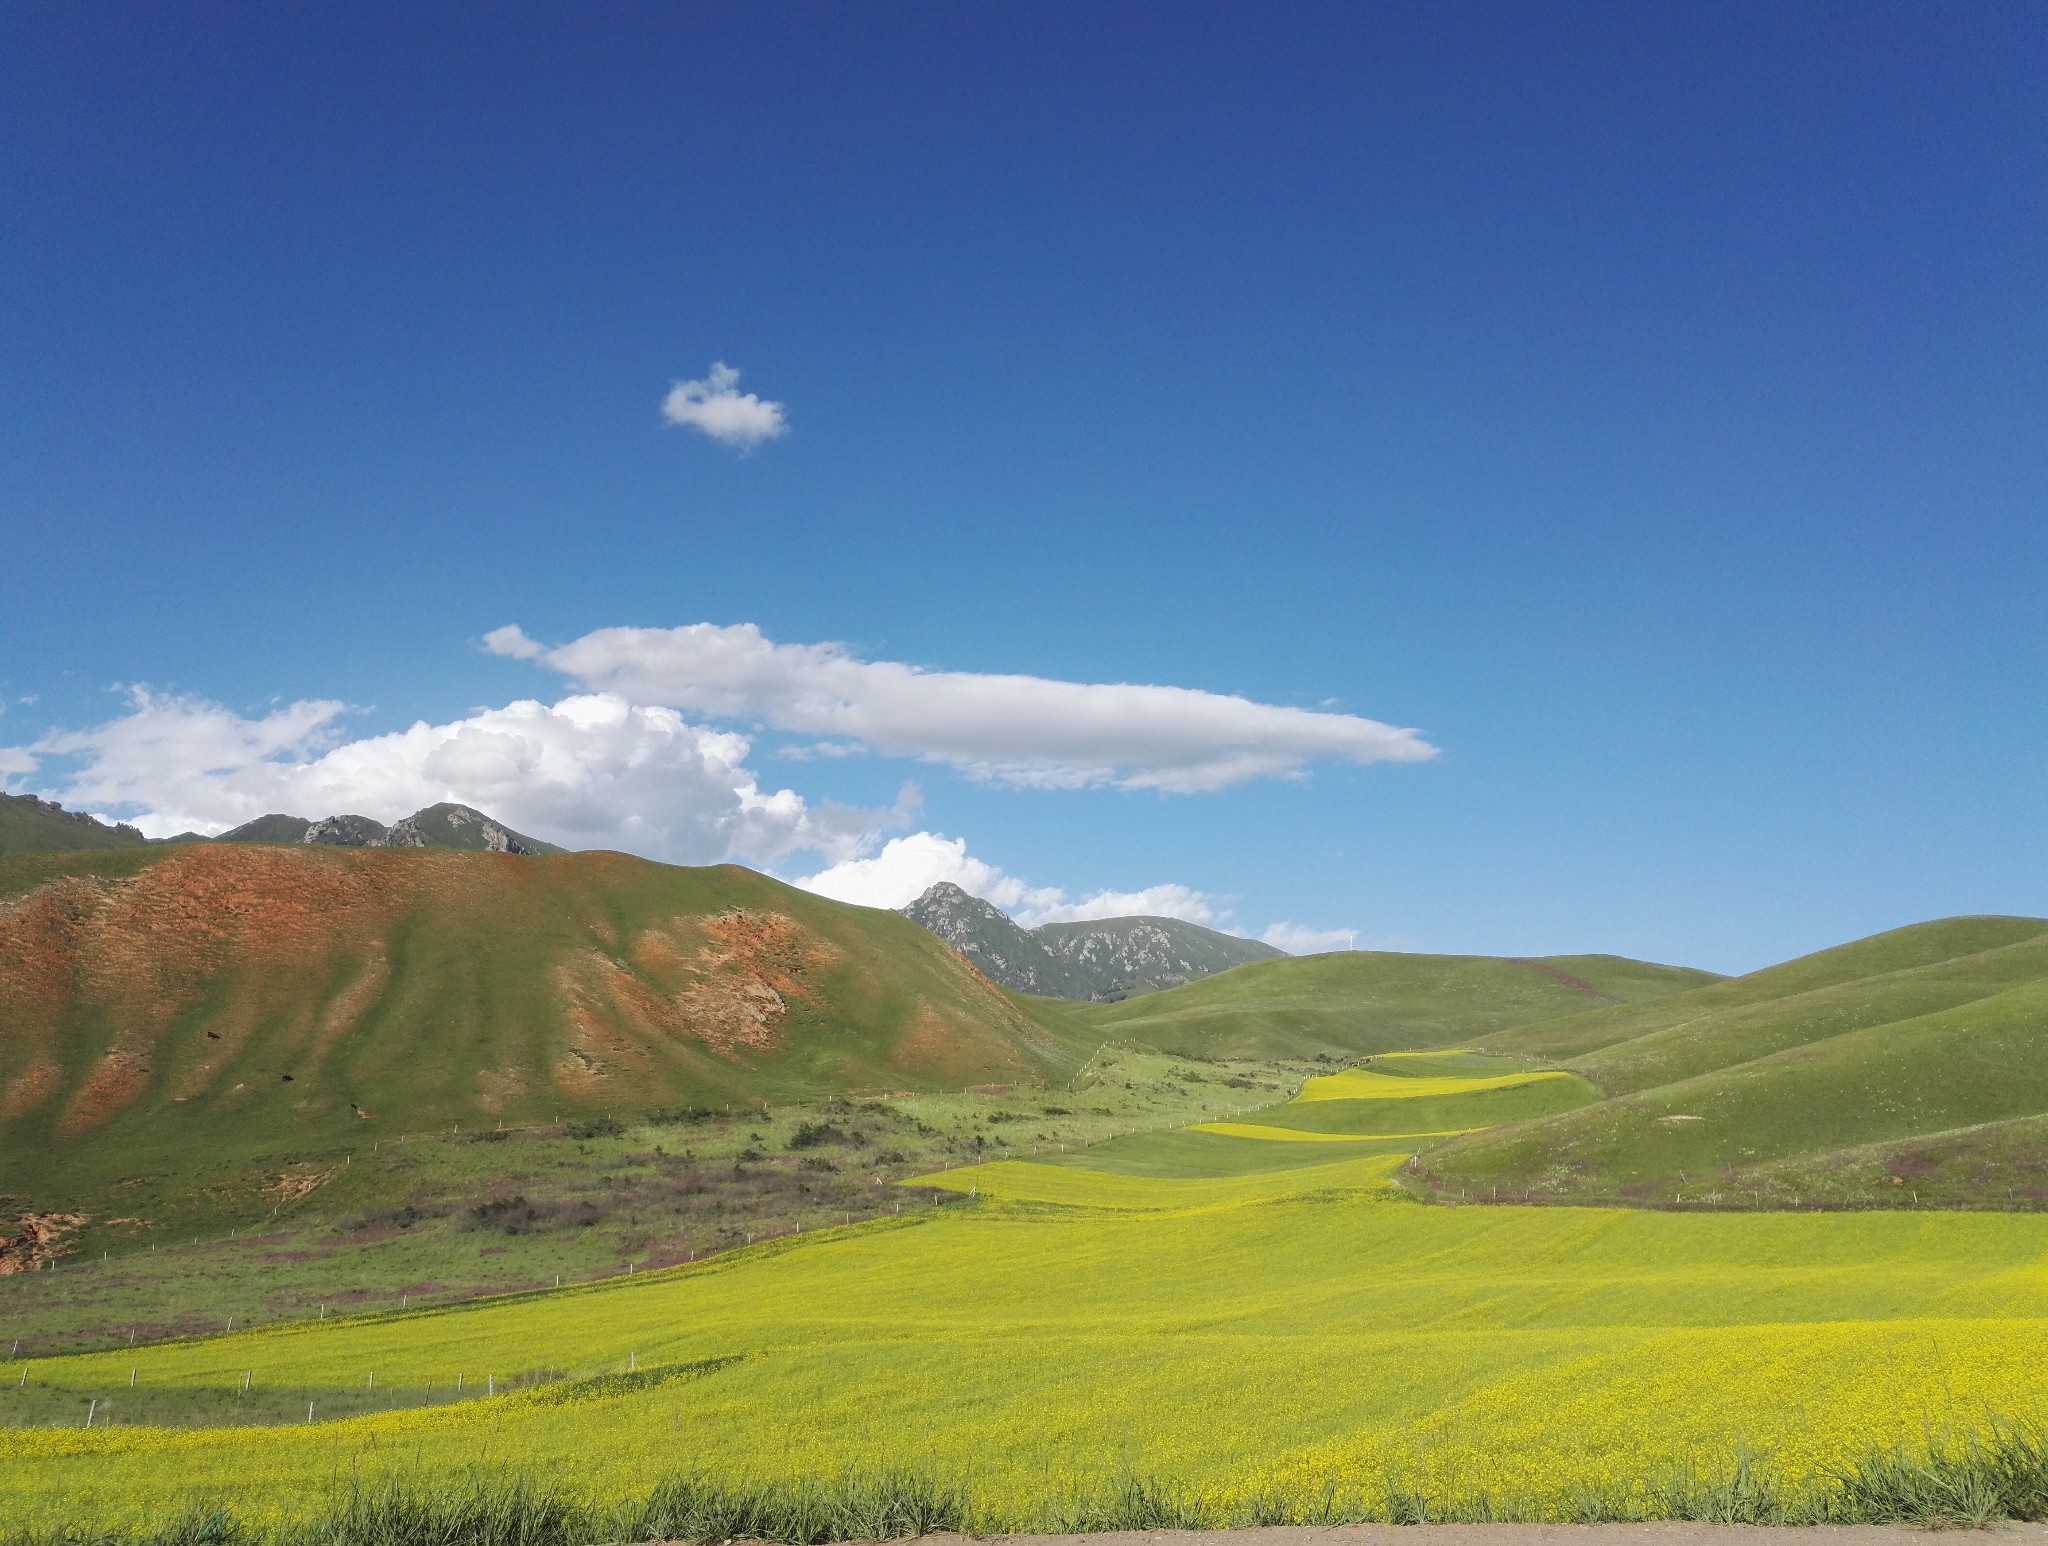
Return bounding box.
[660,362,787,450]
[791,830,1224,929]
[5,687,879,864]
[487,621,1437,793]
[1260,921,1359,954]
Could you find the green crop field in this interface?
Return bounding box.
[7,1057,2048,1538]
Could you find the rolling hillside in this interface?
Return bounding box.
[0,843,1086,1228]
[1420,915,2048,1206]
[0,794,149,854]
[1073,948,1722,1057]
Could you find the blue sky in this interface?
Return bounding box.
[3,2,2042,972]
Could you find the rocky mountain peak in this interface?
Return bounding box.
[900,881,1283,1001]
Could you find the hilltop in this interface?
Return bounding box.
[212,802,564,854]
[1416,914,2048,1207]
[0,794,563,856]
[0,793,149,854]
[901,880,1280,998]
[0,843,1084,1237]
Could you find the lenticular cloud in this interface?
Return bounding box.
[485,621,1437,793]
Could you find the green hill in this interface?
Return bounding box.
[0,843,1087,1231]
[0,793,149,854]
[1071,948,1721,1057]
[1418,915,2048,1206]
[1476,914,2048,1066]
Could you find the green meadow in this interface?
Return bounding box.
[8,1055,2048,1537]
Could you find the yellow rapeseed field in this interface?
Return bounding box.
[1291,1067,1573,1101]
[7,1064,2045,1531]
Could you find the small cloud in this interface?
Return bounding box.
[661,362,788,450]
[481,625,545,661]
[1261,921,1358,954]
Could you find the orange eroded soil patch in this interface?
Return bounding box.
[0,1211,88,1275]
[562,909,845,1074]
[0,847,415,1132]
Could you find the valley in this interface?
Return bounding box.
[3,842,2047,1539]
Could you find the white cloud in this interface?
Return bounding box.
[774,740,866,761]
[487,621,1437,793]
[660,362,787,450]
[5,687,879,865]
[1261,921,1359,954]
[790,830,1225,929]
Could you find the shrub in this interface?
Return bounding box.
[788,1122,848,1150]
[645,1106,721,1126]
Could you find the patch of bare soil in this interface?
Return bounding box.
[558,910,844,1079]
[265,1165,341,1207]
[1507,957,1621,1003]
[0,1211,87,1274]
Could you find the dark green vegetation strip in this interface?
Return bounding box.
[1037,1127,1415,1178]
[524,1354,744,1405]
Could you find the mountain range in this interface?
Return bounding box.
[0,793,560,856]
[900,880,1283,1000]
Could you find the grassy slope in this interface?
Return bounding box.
[1477,915,2048,1063]
[0,845,1093,1229]
[1422,916,2048,1205]
[0,1045,1304,1355]
[0,795,148,854]
[1069,950,1720,1058]
[8,1165,2048,1529]
[10,1006,2048,1528]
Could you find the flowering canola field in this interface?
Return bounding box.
[7,1062,2048,1530]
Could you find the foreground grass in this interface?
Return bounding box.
[9,1183,2048,1533]
[13,1425,2048,1546]
[12,1059,2048,1539]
